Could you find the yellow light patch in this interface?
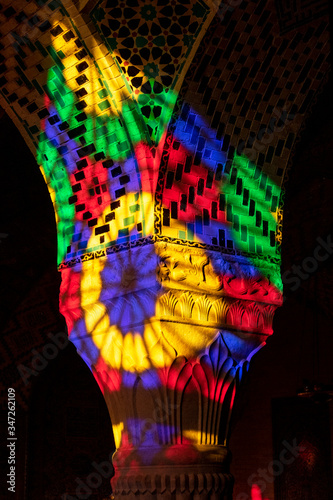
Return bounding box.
[182,429,201,444]
[99,326,123,372]
[39,165,59,226]
[82,192,155,251]
[143,322,176,369]
[80,257,104,306]
[112,421,124,449]
[80,196,184,372]
[80,198,220,373]
[50,20,138,118]
[51,20,115,116]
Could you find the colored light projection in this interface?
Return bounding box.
[35,6,283,459]
[251,484,269,500]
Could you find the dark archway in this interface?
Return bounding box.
[229,78,333,500]
[27,341,114,499]
[0,110,114,499]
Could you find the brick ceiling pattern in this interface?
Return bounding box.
[0,0,330,270]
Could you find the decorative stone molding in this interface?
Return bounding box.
[158,290,277,334]
[112,445,233,499]
[156,241,282,303]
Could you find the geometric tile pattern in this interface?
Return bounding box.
[178,0,330,184]
[157,112,281,260]
[275,0,329,34]
[156,0,330,259]
[92,0,212,142]
[0,0,330,272]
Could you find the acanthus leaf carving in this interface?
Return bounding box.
[192,294,212,322]
[210,298,229,324]
[158,290,178,316]
[178,291,195,319]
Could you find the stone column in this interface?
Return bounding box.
[62,241,281,499]
[0,0,288,497]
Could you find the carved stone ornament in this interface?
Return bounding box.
[63,242,281,498]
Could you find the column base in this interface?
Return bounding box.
[111,445,234,499]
